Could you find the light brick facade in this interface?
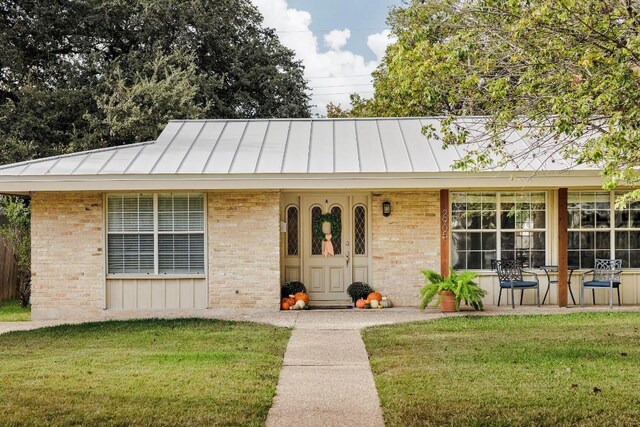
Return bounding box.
[371,192,441,306]
[207,191,281,309]
[31,192,105,319]
[30,189,441,319]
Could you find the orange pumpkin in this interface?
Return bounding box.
[367,292,383,302]
[281,301,290,310]
[355,298,366,309]
[282,297,295,307]
[294,292,309,305]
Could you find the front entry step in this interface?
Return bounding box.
[309,300,353,309]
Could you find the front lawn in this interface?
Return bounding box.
[0,299,30,321]
[363,313,640,427]
[0,319,291,426]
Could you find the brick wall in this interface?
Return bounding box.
[371,192,440,306]
[31,192,104,319]
[207,191,281,309]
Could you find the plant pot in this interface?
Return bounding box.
[438,290,457,313]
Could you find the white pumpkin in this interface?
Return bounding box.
[380,298,393,308]
[370,299,379,308]
[295,300,305,309]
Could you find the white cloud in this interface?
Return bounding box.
[252,0,397,115]
[367,29,396,61]
[324,29,351,51]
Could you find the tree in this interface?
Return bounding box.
[0,197,30,307]
[0,0,310,164]
[350,0,640,203]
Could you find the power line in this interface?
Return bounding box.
[306,74,373,79]
[275,27,390,34]
[311,83,372,89]
[312,91,374,96]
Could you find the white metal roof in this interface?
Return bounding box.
[0,117,602,193]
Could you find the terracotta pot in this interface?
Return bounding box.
[438,290,457,313]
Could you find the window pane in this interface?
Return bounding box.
[330,206,342,255]
[532,211,546,228]
[596,231,610,249]
[467,252,481,269]
[568,251,580,267]
[158,194,204,232]
[466,211,482,230]
[158,234,204,274]
[108,234,154,274]
[311,206,322,255]
[501,209,516,229]
[468,233,482,250]
[482,212,496,229]
[595,210,610,228]
[615,211,629,228]
[287,206,299,256]
[107,194,153,232]
[615,231,629,249]
[531,251,545,268]
[354,206,367,255]
[581,251,595,269]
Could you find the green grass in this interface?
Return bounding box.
[0,319,291,426]
[363,313,640,427]
[0,299,30,321]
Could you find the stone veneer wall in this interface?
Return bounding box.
[371,192,440,306]
[207,191,281,309]
[31,192,105,319]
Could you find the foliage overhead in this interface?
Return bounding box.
[0,0,310,164]
[345,0,640,203]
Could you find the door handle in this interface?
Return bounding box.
[346,250,350,267]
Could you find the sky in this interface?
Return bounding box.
[252,0,402,115]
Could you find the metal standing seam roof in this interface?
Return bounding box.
[0,117,584,178]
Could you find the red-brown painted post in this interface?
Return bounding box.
[440,189,450,276]
[558,188,568,307]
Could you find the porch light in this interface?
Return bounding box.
[382,201,391,217]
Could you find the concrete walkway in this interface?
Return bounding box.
[266,327,382,427]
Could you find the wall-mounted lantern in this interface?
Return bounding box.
[382,201,391,217]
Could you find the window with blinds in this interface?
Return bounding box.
[107,193,205,275]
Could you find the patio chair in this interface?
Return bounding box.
[493,260,541,309]
[580,259,622,308]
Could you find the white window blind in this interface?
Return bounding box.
[107,194,154,274]
[158,194,205,273]
[107,193,205,275]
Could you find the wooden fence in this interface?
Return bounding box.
[0,237,18,302]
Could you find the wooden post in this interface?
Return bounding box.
[558,188,568,307]
[440,189,450,276]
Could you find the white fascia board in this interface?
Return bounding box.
[0,171,604,194]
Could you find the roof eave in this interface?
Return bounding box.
[0,170,604,194]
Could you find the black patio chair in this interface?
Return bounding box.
[580,259,623,308]
[493,259,540,309]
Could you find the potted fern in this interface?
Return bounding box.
[420,268,487,312]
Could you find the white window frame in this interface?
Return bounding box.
[106,192,207,277]
[450,191,549,270]
[568,191,640,269]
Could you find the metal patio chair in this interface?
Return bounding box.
[493,260,540,309]
[580,259,623,308]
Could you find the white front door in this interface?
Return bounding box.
[301,195,353,306]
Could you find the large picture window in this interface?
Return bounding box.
[451,192,547,270]
[569,191,640,268]
[107,193,205,275]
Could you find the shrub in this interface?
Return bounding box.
[346,282,373,303]
[281,281,306,298]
